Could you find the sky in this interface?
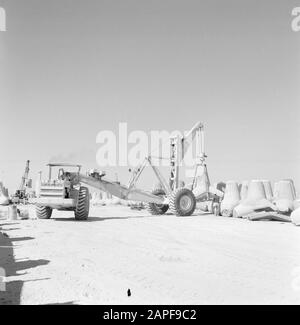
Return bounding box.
[0,0,299,193]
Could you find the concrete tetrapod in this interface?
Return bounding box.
[293,199,300,210]
[262,180,273,201]
[240,181,249,201]
[291,207,300,226]
[233,180,277,218]
[273,180,296,213]
[283,179,297,197]
[220,181,240,217]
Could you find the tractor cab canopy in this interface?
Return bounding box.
[47,163,82,168]
[47,163,82,181]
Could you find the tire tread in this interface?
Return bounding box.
[169,187,196,216]
[74,186,90,220]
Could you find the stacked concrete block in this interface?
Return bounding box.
[273,180,296,213]
[233,180,276,218]
[240,181,249,201]
[262,180,273,201]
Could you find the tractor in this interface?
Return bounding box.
[33,163,90,220]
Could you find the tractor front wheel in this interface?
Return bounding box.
[169,188,196,216]
[146,189,169,215]
[36,206,52,219]
[74,186,90,220]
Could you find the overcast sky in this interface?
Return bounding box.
[0,0,299,193]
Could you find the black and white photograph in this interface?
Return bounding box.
[0,0,300,308]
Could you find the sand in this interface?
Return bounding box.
[0,205,300,305]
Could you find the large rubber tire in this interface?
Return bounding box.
[74,187,90,220]
[146,189,169,215]
[36,206,52,219]
[169,188,196,216]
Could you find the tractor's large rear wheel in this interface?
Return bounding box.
[36,206,52,219]
[74,186,90,220]
[169,188,196,216]
[146,189,169,215]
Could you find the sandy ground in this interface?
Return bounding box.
[0,204,300,305]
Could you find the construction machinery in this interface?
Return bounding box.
[30,122,223,219]
[31,163,90,220]
[125,121,223,216]
[11,160,32,204]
